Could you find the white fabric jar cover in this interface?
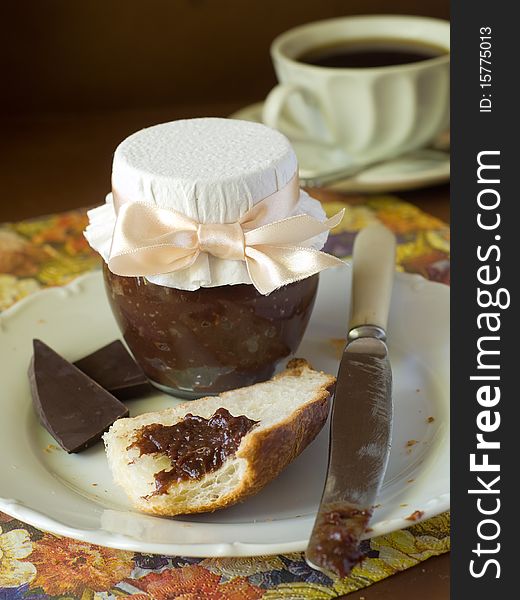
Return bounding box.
[84,118,343,293]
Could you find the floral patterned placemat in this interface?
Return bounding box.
[0,196,450,599]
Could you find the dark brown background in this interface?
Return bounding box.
[1,0,449,116]
[0,2,450,597]
[0,0,450,223]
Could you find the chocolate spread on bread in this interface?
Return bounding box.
[131,408,258,493]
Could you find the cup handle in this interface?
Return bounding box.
[262,83,333,144]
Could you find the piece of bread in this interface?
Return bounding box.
[104,359,335,516]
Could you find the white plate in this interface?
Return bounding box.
[230,102,450,193]
[0,268,449,556]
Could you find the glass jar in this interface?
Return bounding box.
[103,264,319,398]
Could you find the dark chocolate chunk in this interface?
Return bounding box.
[29,339,129,453]
[74,340,150,400]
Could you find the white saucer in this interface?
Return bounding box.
[230,102,450,193]
[0,268,449,557]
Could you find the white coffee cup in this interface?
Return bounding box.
[263,15,450,166]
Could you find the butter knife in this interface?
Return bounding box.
[306,223,396,577]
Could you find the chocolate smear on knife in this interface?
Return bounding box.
[307,502,372,577]
[29,339,129,453]
[74,340,150,400]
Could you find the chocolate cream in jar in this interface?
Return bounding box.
[85,118,343,398]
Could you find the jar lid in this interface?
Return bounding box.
[112,118,297,221]
[85,118,343,293]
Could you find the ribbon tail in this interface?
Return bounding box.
[244,209,345,246]
[245,245,345,295]
[324,208,345,231]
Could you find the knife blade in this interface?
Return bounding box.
[306,223,396,578]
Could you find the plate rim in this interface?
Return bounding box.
[0,270,450,556]
[0,492,450,557]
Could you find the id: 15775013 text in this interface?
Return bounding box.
[480,26,492,112]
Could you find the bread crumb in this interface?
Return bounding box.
[44,444,59,453]
[400,503,409,507]
[329,337,346,358]
[405,439,419,454]
[92,483,98,487]
[407,478,415,483]
[406,510,425,521]
[427,416,435,423]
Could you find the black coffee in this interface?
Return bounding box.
[298,38,447,69]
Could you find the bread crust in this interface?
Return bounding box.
[109,359,335,516]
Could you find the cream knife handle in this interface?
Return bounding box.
[349,223,396,333]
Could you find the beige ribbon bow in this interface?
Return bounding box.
[108,177,344,295]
